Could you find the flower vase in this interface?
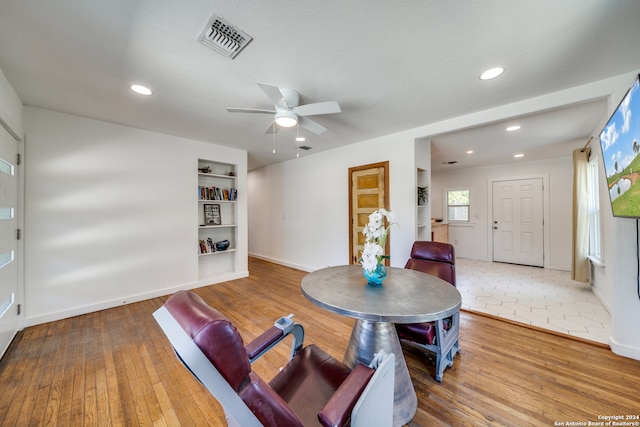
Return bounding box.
[363,263,387,286]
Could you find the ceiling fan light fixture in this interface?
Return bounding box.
[275,111,297,127]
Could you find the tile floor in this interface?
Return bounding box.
[456,258,612,345]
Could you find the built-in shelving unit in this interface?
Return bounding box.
[416,168,430,241]
[197,159,238,280]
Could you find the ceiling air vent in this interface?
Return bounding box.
[298,145,312,150]
[199,15,252,59]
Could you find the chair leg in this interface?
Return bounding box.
[433,312,460,382]
[399,310,461,382]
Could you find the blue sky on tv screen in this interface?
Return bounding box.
[600,78,640,178]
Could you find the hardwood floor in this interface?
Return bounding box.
[1,257,639,426]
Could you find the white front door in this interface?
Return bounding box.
[492,178,544,267]
[0,124,20,358]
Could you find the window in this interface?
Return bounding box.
[446,189,470,221]
[587,157,601,258]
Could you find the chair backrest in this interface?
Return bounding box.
[404,241,456,286]
[163,290,251,391]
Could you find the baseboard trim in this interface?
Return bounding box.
[248,253,315,272]
[609,336,640,361]
[24,270,249,328]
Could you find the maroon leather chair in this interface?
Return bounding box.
[153,290,394,427]
[395,241,461,381]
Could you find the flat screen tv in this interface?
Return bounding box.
[599,74,640,218]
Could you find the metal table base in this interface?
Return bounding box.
[342,319,417,426]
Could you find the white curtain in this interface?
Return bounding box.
[572,147,591,282]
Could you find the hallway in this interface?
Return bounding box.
[456,258,611,345]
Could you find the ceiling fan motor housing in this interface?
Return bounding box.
[278,88,300,108]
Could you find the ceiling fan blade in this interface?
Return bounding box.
[257,82,288,108]
[264,121,280,134]
[293,101,341,117]
[299,116,327,135]
[226,108,275,114]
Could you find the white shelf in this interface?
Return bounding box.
[198,172,237,180]
[198,248,237,257]
[198,158,238,278]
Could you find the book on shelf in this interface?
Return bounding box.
[199,238,217,254]
[198,186,238,201]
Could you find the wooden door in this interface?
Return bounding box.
[348,162,389,264]
[492,178,544,267]
[0,124,20,358]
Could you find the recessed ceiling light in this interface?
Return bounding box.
[131,84,152,95]
[466,150,474,154]
[514,153,524,158]
[480,67,504,80]
[506,125,521,132]
[296,136,306,142]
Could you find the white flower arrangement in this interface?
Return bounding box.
[361,208,396,273]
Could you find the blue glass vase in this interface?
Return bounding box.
[363,263,387,286]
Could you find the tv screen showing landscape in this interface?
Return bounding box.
[599,74,640,218]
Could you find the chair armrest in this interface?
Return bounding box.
[318,363,374,427]
[245,326,283,360]
[245,323,305,363]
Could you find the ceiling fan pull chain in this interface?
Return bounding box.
[272,122,277,154]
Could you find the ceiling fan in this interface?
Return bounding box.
[226,83,341,135]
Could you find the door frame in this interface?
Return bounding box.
[0,120,24,358]
[348,161,389,265]
[487,174,550,268]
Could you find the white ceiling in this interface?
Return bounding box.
[0,0,638,170]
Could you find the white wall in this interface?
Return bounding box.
[248,133,419,271]
[596,73,640,361]
[431,156,572,271]
[23,107,248,326]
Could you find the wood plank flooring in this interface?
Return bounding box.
[1,257,639,426]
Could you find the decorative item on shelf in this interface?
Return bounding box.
[198,166,211,173]
[215,239,230,251]
[228,171,235,177]
[203,204,221,225]
[360,208,396,286]
[418,186,428,206]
